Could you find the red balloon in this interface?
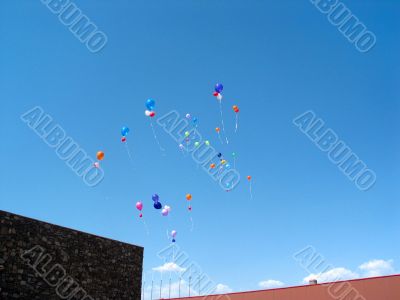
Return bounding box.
[149,111,156,117]
[121,137,126,142]
[213,92,219,97]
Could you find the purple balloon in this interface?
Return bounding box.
[152,194,159,202]
[215,83,223,93]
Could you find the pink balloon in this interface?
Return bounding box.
[136,201,143,211]
[161,208,169,216]
[93,162,100,168]
[171,230,177,238]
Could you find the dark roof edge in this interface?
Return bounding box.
[0,209,144,249]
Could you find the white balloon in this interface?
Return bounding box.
[145,110,151,116]
[217,94,223,101]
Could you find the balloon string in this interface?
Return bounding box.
[235,114,239,133]
[142,218,150,235]
[218,100,229,144]
[249,181,253,201]
[217,132,224,145]
[124,140,135,167]
[189,215,194,232]
[150,119,166,153]
[233,157,236,169]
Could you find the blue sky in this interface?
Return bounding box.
[1,0,399,296]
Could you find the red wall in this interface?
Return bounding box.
[170,275,400,300]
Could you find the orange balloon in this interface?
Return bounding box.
[96,151,105,161]
[210,163,216,169]
[247,175,252,181]
[215,127,220,133]
[232,105,238,110]
[186,193,192,201]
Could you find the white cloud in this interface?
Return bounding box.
[213,283,232,294]
[152,262,186,273]
[359,259,395,277]
[302,268,359,284]
[258,279,285,289]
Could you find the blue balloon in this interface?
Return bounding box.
[154,202,162,209]
[172,239,176,243]
[215,83,223,93]
[152,194,159,202]
[146,98,155,111]
[217,153,222,158]
[121,126,130,137]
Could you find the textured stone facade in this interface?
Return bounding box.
[0,210,143,299]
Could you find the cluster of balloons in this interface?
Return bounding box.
[152,194,162,209]
[152,194,171,216]
[136,201,143,218]
[94,151,105,168]
[186,113,198,127]
[162,205,171,216]
[171,230,177,243]
[121,126,130,142]
[213,83,223,101]
[145,99,156,118]
[232,105,239,113]
[186,193,192,211]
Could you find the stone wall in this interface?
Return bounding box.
[0,210,143,299]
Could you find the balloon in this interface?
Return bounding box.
[136,201,143,211]
[172,239,176,243]
[171,230,177,238]
[186,113,191,119]
[210,163,216,169]
[121,137,126,142]
[232,152,236,156]
[121,126,130,136]
[146,98,155,110]
[217,153,222,158]
[215,83,223,93]
[188,206,192,211]
[225,163,231,168]
[165,205,171,212]
[152,194,159,202]
[193,117,198,124]
[213,92,219,97]
[139,213,143,218]
[215,127,220,133]
[149,111,156,117]
[221,160,227,165]
[247,175,252,181]
[216,94,223,101]
[161,208,169,216]
[154,202,162,209]
[145,110,151,116]
[96,151,104,161]
[194,142,200,147]
[179,143,184,150]
[185,131,190,137]
[205,140,210,146]
[186,194,192,201]
[93,162,100,168]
